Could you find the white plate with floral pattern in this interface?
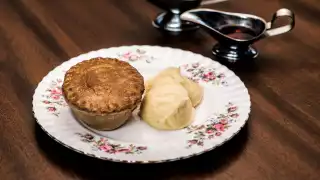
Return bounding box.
[32,45,251,163]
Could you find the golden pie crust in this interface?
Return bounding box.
[62,57,144,130]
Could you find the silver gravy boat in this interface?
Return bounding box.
[180,8,295,63]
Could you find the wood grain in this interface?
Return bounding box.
[0,0,319,179]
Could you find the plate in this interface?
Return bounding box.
[32,45,251,163]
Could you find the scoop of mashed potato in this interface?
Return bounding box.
[140,67,204,130]
[145,67,203,107]
[140,81,195,130]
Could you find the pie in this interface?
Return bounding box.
[62,57,145,130]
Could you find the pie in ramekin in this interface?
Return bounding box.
[62,57,145,131]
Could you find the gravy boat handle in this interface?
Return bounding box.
[264,8,295,37]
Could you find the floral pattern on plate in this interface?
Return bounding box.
[117,48,156,63]
[76,133,147,154]
[33,46,250,163]
[181,62,227,86]
[186,102,238,148]
[41,79,67,116]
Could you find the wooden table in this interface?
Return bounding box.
[0,0,319,179]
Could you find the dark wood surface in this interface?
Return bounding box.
[0,0,319,179]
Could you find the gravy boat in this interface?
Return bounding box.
[180,8,295,63]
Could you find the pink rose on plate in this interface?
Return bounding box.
[214,124,225,131]
[99,144,112,152]
[47,107,56,112]
[51,89,62,95]
[122,52,132,58]
[52,95,60,100]
[43,100,50,104]
[209,76,216,80]
[203,73,208,78]
[206,130,213,134]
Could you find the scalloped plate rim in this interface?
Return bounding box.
[32,45,251,164]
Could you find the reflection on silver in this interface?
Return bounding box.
[200,0,228,6]
[149,0,203,35]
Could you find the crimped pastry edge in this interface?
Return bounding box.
[62,57,145,114]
